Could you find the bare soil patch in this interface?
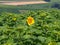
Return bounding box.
[0,1,48,5]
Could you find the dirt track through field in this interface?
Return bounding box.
[0,1,48,5]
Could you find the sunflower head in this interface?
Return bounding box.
[13,17,17,21]
[48,42,56,45]
[27,16,35,26]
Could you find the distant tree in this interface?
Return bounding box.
[44,0,50,2]
[51,3,60,9]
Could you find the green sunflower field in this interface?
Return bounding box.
[0,9,60,45]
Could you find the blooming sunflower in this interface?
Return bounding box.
[27,16,35,26]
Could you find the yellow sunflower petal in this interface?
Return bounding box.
[27,16,35,25]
